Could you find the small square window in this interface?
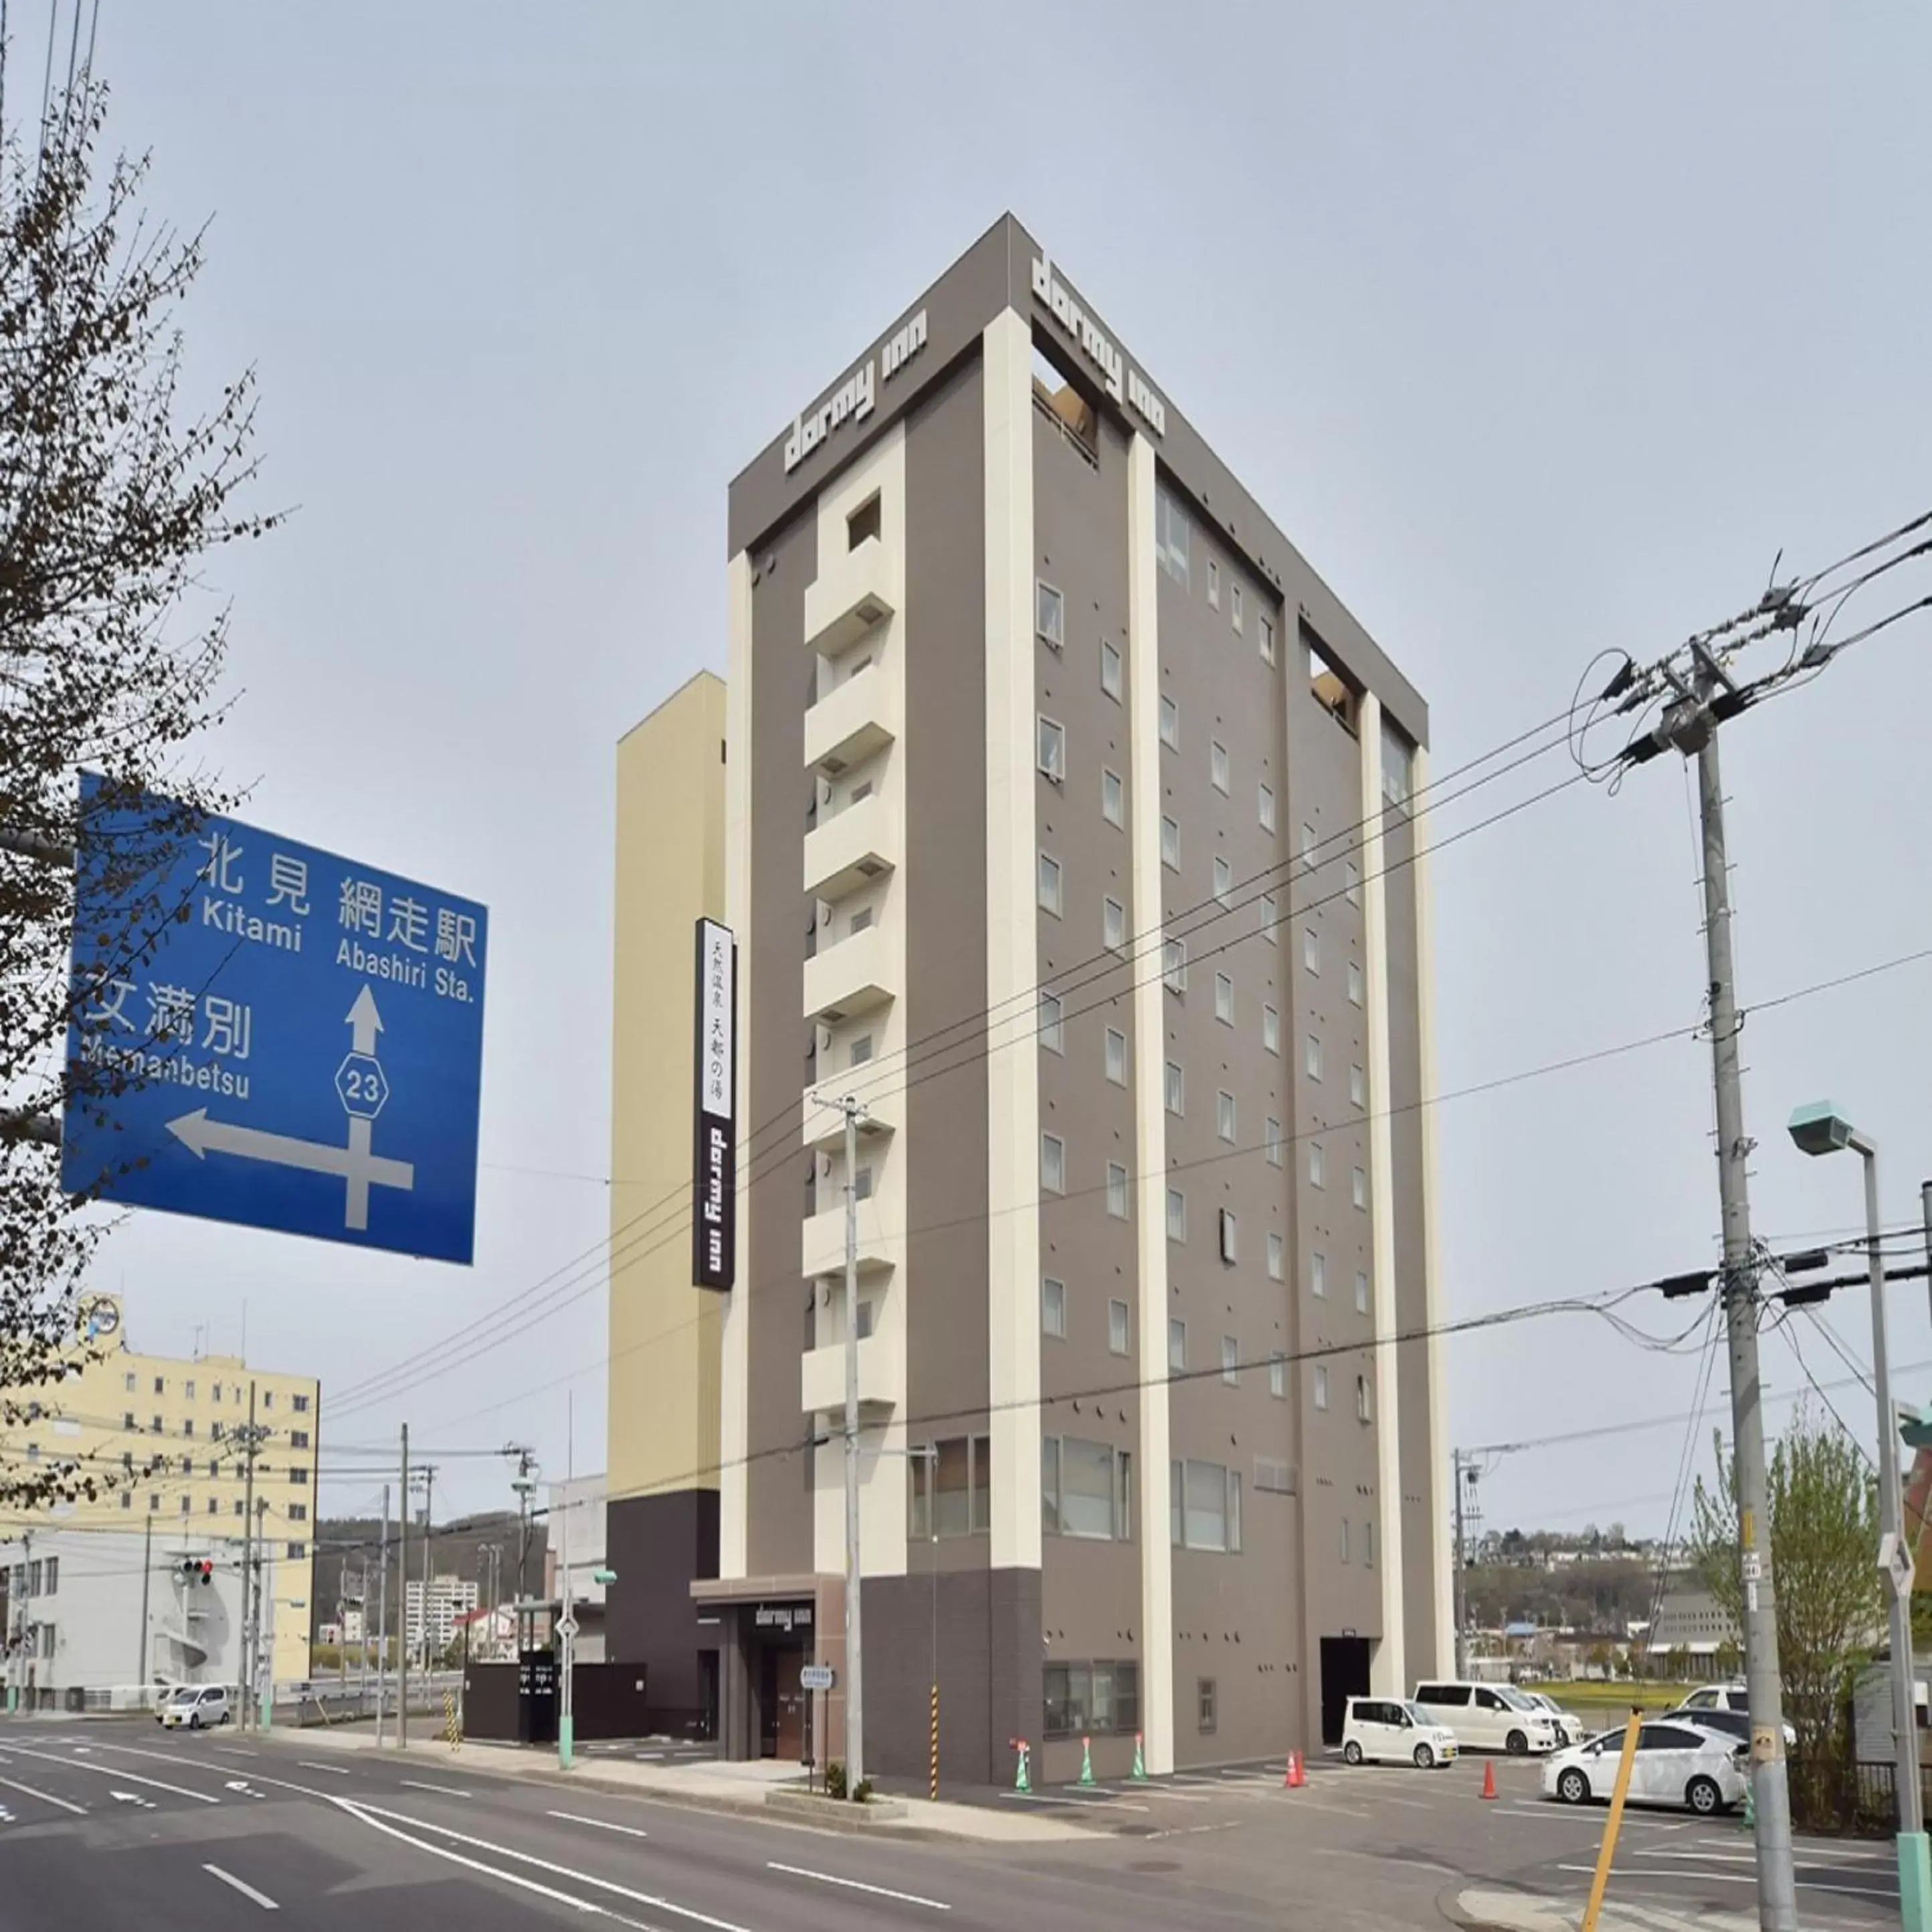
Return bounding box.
[1041,1133,1066,1195]
[1163,937,1187,993]
[1108,1298,1131,1356]
[1258,783,1276,833]
[153,1377,164,1396]
[848,492,881,549]
[854,1164,874,1201]
[1315,1365,1329,1411]
[1213,856,1232,904]
[1263,1004,1280,1054]
[849,1033,874,1068]
[1266,1117,1283,1167]
[1218,1209,1238,1264]
[1103,896,1127,951]
[1267,1232,1284,1280]
[1214,973,1234,1025]
[1102,767,1125,827]
[1038,852,1062,916]
[1302,824,1319,870]
[1260,613,1275,666]
[1037,715,1066,783]
[1231,583,1244,634]
[1106,1161,1130,1219]
[1302,927,1319,974]
[1310,1141,1325,1188]
[1036,580,1065,649]
[184,1380,195,1400]
[1199,1678,1217,1733]
[1221,1335,1240,1385]
[1101,639,1123,701]
[1347,960,1364,1006]
[1040,993,1064,1054]
[124,1371,135,1393]
[1168,1319,1187,1371]
[1352,1166,1368,1210]
[1105,1027,1127,1086]
[1166,1188,1187,1242]
[1345,859,1361,906]
[1305,1035,1323,1081]
[1164,1060,1183,1115]
[1340,1517,1350,1562]
[1260,892,1278,942]
[1269,1353,1286,1398]
[1159,695,1179,751]
[1042,1276,1067,1339]
[1349,1063,1365,1108]
[1355,1268,1370,1315]
[1365,1520,1377,1569]
[850,906,873,936]
[1161,815,1179,871]
[1207,557,1221,609]
[1216,1090,1236,1143]
[1211,741,1230,793]
[1357,1374,1373,1423]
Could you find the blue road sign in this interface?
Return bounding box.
[62,773,488,1263]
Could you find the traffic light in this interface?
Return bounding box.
[198,1560,213,1587]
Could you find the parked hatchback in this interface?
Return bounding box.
[1341,1697,1460,1769]
[1412,1680,1562,1755]
[159,1684,231,1730]
[1543,1719,1747,1815]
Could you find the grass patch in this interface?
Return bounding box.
[1525,1678,1680,1714]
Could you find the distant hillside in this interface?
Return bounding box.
[311,1509,549,1642]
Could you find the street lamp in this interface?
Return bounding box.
[1788,1100,1931,1930]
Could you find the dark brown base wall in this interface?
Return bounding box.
[605,1488,720,1732]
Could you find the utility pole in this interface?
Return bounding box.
[1678,654,1798,1932]
[136,1510,153,1689]
[821,1092,867,1793]
[238,1381,259,1731]
[375,1482,389,1747]
[418,1466,435,1672]
[1452,1449,1468,1678]
[560,1395,575,1771]
[398,1424,409,1751]
[508,1446,537,1660]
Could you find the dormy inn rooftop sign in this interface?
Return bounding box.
[783,308,929,474]
[1032,253,1165,438]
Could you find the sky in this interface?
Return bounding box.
[13,2,1931,1537]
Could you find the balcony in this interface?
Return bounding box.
[802,792,895,902]
[803,535,896,656]
[803,659,896,777]
[801,1086,896,1153]
[801,1202,894,1282]
[802,921,892,1027]
[801,1333,900,1418]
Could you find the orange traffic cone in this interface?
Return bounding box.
[1480,1759,1498,1800]
[1285,1750,1306,1789]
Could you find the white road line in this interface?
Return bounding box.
[203,1865,279,1911]
[547,1812,649,1840]
[335,1804,601,1917]
[0,1775,85,1816]
[1145,1821,1244,1841]
[213,1747,259,1758]
[400,1779,472,1798]
[297,1761,352,1776]
[767,1862,949,1911]
[0,1742,218,1805]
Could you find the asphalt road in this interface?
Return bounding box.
[0,1720,1899,1932]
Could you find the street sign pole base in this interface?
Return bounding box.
[559,1713,574,1773]
[1899,1830,1932,1932]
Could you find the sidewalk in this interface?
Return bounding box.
[281,1723,1090,1844]
[1451,1888,1871,1932]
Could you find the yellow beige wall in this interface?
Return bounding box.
[0,1296,319,1686]
[609,671,727,1501]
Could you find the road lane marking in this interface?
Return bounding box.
[547,1812,649,1840]
[400,1779,472,1798]
[0,1742,217,1804]
[204,1865,279,1911]
[767,1862,949,1910]
[298,1761,352,1776]
[0,1775,85,1816]
[213,1747,260,1757]
[334,1804,601,1917]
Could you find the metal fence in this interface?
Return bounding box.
[1790,1753,1932,1838]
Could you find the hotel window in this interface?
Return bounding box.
[1207,557,1220,609]
[1104,1026,1127,1086]
[1161,816,1179,870]
[1260,611,1276,665]
[1163,937,1187,993]
[1214,972,1234,1025]
[1263,1004,1280,1054]
[1308,632,1357,729]
[1164,1060,1183,1115]
[1221,1335,1240,1385]
[1216,1090,1236,1143]
[1106,1161,1130,1219]
[848,1033,874,1068]
[1381,718,1413,806]
[1214,856,1232,904]
[1347,960,1364,1006]
[1102,767,1125,827]
[1345,858,1361,906]
[179,1495,190,1514]
[1340,1518,1349,1562]
[1260,892,1278,941]
[1365,1521,1377,1569]
[1315,1365,1330,1411]
[1101,638,1123,701]
[1040,993,1064,1053]
[1267,1232,1284,1280]
[1199,1679,1218,1733]
[1231,583,1244,634]
[120,1491,131,1511]
[1038,852,1062,916]
[1304,927,1321,973]
[1211,740,1230,793]
[1041,1133,1066,1195]
[1042,1276,1067,1339]
[847,491,881,548]
[1355,1268,1370,1315]
[1270,1353,1286,1398]
[1036,579,1065,650]
[185,1379,195,1400]
[1265,1117,1283,1167]
[1310,1140,1325,1188]
[1305,1034,1323,1081]
[1349,1063,1365,1108]
[1302,822,1319,870]
[1103,896,1127,952]
[1037,714,1066,783]
[1159,694,1179,751]
[849,905,873,936]
[854,1164,874,1201]
[1108,1298,1131,1356]
[124,1371,134,1392]
[1042,1436,1133,1541]
[1353,1166,1368,1210]
[1169,1319,1187,1371]
[1173,1460,1242,1553]
[1167,1188,1187,1242]
[1357,1375,1373,1423]
[1044,1660,1141,1740]
[1258,783,1276,832]
[1155,485,1190,586]
[154,1377,164,1395]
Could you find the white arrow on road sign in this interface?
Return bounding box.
[347,984,384,1055]
[167,1108,413,1229]
[110,1791,155,1809]
[555,1617,579,1640]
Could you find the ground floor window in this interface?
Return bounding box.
[1043,1660,1141,1739]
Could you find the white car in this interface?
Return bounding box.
[1412,1680,1563,1756]
[1519,1690,1585,1746]
[158,1684,231,1730]
[1542,1718,1747,1816]
[1675,1682,1796,1748]
[1341,1697,1460,1769]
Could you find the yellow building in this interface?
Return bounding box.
[0,1292,320,1689]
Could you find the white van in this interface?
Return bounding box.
[1341,1696,1460,1769]
[1410,1680,1561,1756]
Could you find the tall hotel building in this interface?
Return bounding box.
[693,215,1448,1785]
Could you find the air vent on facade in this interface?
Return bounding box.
[1254,1456,1297,1496]
[856,599,886,625]
[856,858,885,878]
[822,1007,846,1025]
[819,756,847,776]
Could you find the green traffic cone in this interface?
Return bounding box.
[1130,1732,1148,1781]
[1015,1740,1032,1794]
[1078,1735,1096,1786]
